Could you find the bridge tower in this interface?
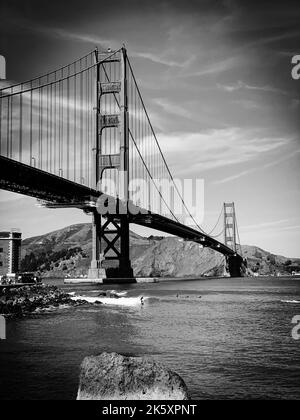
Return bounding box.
[224,202,237,252]
[223,202,244,277]
[88,47,133,279]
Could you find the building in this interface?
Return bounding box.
[0,229,22,276]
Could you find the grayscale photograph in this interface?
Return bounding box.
[0,0,299,404]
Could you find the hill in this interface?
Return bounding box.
[20,223,300,277]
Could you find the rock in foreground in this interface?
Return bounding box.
[77,352,189,400]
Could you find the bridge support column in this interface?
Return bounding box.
[226,255,246,277]
[88,212,133,279]
[88,211,106,279]
[105,215,133,279]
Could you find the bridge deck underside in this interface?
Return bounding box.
[0,156,98,204]
[130,213,236,258]
[0,156,239,260]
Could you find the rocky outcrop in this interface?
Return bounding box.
[0,284,84,317]
[77,352,189,400]
[133,237,226,277]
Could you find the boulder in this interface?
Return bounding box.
[77,352,189,400]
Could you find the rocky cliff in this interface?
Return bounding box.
[132,237,226,277]
[20,223,300,277]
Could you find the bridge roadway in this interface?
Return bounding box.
[0,155,243,271]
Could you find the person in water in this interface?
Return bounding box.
[140,296,144,305]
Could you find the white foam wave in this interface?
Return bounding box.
[281,300,300,304]
[34,303,71,313]
[71,295,144,307]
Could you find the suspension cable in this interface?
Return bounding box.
[129,130,180,222]
[126,56,207,234]
[99,61,180,223]
[206,205,224,236]
[234,209,243,257]
[209,228,225,239]
[0,49,122,99]
[0,50,95,93]
[0,47,237,248]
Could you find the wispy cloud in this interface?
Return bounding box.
[14,18,115,49]
[240,219,292,232]
[262,149,300,169]
[275,225,300,232]
[131,51,194,68]
[159,128,291,173]
[44,28,114,47]
[213,149,300,185]
[217,80,288,95]
[152,98,192,120]
[241,220,300,237]
[13,17,195,69]
[187,55,243,77]
[213,169,254,184]
[232,99,262,110]
[244,29,300,50]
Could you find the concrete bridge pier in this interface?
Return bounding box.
[88,210,133,280]
[226,255,247,277]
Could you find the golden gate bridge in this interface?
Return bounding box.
[0,47,246,279]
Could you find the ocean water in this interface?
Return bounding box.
[0,276,300,400]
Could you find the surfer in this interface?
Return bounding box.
[140,296,144,305]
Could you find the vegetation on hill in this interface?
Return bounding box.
[20,223,300,278]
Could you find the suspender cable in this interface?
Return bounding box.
[206,206,224,236]
[0,93,2,155]
[39,87,42,168]
[19,87,22,162]
[67,65,70,179]
[126,57,206,233]
[80,62,83,183]
[60,69,64,176]
[46,76,49,171]
[5,96,8,157]
[74,71,77,181]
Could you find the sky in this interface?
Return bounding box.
[0,0,299,257]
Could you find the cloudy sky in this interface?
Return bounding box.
[0,0,299,257]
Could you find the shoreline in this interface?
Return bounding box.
[42,274,300,286]
[0,283,86,318]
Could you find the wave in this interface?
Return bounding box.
[71,295,145,307]
[34,303,72,313]
[281,300,300,304]
[78,290,128,296]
